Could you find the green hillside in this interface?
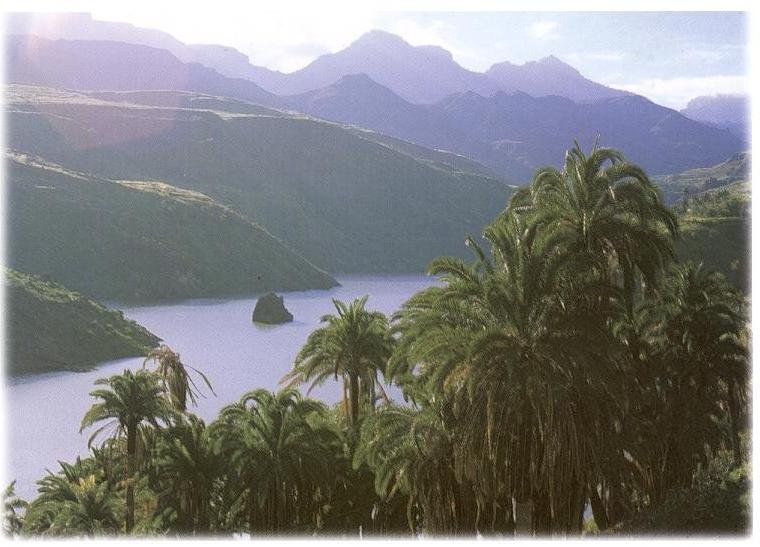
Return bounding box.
[676,182,750,291]
[6,151,337,302]
[655,151,749,205]
[5,85,512,275]
[3,268,160,376]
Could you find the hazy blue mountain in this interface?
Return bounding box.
[258,30,499,102]
[485,55,628,102]
[5,12,276,83]
[6,34,285,109]
[292,74,743,181]
[287,73,481,158]
[6,85,512,276]
[681,94,749,140]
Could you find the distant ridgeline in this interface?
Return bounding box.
[3,268,160,376]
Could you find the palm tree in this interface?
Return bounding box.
[283,297,394,428]
[151,414,218,534]
[45,475,123,537]
[22,457,111,535]
[512,141,678,306]
[355,400,498,535]
[626,263,748,504]
[2,481,27,536]
[210,389,340,534]
[391,208,630,534]
[144,345,214,412]
[80,369,172,533]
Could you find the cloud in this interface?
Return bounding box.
[528,20,560,40]
[607,75,749,110]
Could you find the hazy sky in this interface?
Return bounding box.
[3,2,750,108]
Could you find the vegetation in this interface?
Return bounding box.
[3,268,159,376]
[4,143,749,538]
[653,151,749,205]
[6,151,337,302]
[676,181,749,291]
[7,85,512,276]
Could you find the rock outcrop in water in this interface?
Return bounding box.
[252,292,293,324]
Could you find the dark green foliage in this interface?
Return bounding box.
[209,389,342,534]
[6,85,512,276]
[284,296,394,428]
[12,141,750,538]
[614,450,750,536]
[3,268,159,376]
[676,183,749,291]
[6,151,337,303]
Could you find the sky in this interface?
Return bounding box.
[2,1,751,109]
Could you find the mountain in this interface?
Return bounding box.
[6,85,512,276]
[438,91,743,179]
[653,151,750,205]
[8,31,735,182]
[287,73,480,158]
[2,15,642,105]
[4,268,160,376]
[293,75,744,181]
[261,30,499,102]
[4,11,275,83]
[485,55,628,102]
[6,35,284,109]
[6,147,337,302]
[681,94,749,140]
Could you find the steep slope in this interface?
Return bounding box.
[676,182,749,292]
[681,94,749,140]
[5,85,512,276]
[485,55,628,102]
[251,30,500,102]
[6,35,285,109]
[654,152,750,205]
[6,149,337,302]
[435,91,743,180]
[3,268,160,376]
[287,73,480,158]
[292,76,743,181]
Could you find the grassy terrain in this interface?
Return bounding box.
[3,268,160,376]
[6,151,337,302]
[676,182,750,291]
[5,85,512,275]
[655,152,749,205]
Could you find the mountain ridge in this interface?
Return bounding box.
[5,16,631,104]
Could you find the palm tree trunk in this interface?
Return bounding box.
[727,380,743,465]
[349,374,360,428]
[126,421,136,534]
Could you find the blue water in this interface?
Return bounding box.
[5,275,433,500]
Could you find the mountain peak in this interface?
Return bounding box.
[352,30,409,48]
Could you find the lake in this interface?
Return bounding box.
[5,275,433,500]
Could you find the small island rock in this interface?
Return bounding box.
[252,292,293,324]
